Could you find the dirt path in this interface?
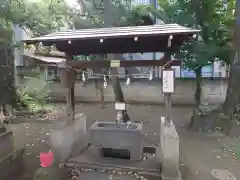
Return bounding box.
[9,104,240,180]
[179,130,240,180]
[10,121,53,179]
[10,104,192,179]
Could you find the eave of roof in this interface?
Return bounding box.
[21,24,200,54]
[22,24,200,44]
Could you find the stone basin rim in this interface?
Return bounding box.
[90,121,142,131]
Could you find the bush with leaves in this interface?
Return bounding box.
[16,70,53,113]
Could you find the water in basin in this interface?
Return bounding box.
[97,123,137,129]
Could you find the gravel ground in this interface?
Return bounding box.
[10,104,193,179]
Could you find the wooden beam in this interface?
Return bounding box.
[163,51,172,125]
[65,54,75,121]
[66,59,181,69]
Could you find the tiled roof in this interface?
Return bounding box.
[22,24,199,43]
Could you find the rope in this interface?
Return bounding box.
[64,59,176,77]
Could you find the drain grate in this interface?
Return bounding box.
[101,148,130,160]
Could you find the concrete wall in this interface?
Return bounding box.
[48,79,227,105]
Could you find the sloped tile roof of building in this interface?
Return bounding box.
[23,24,199,43]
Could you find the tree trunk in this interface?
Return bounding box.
[95,55,105,108]
[223,55,240,119]
[0,29,16,115]
[110,67,130,122]
[222,0,240,120]
[103,0,130,122]
[195,67,202,107]
[190,67,203,129]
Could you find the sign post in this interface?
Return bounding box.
[162,69,175,125]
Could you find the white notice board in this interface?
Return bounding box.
[162,69,175,93]
[115,102,126,110]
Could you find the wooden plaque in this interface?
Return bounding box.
[115,102,126,110]
[110,60,120,67]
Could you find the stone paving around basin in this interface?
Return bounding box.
[70,168,148,180]
[76,172,138,180]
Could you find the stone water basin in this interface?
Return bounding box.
[89,121,143,160]
[97,122,139,130]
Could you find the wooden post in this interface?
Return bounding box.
[65,54,75,121]
[99,55,105,108]
[164,94,172,124]
[163,51,173,125]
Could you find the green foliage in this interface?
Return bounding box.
[177,40,220,70]
[17,69,53,113]
[158,0,235,109]
[74,0,154,29]
[117,5,155,26]
[3,0,73,36]
[0,0,72,112]
[158,0,235,70]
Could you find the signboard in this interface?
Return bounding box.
[115,102,126,110]
[162,69,175,93]
[110,60,120,67]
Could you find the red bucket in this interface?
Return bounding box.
[40,151,54,167]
